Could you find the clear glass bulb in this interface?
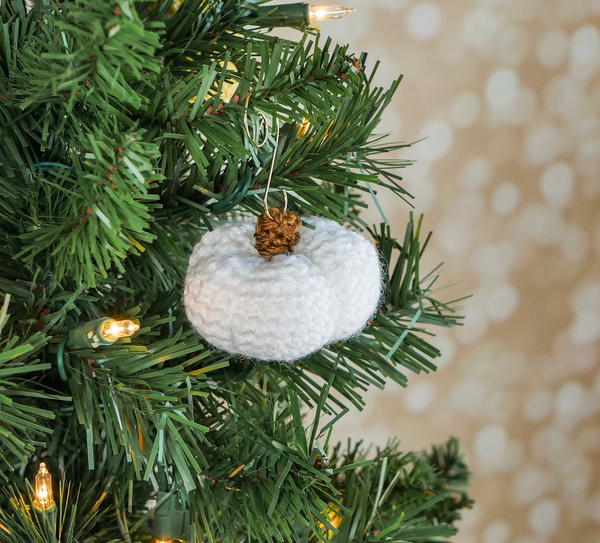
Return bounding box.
[297,118,311,137]
[34,463,55,511]
[309,5,356,22]
[101,318,140,342]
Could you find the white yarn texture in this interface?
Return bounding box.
[184,217,381,361]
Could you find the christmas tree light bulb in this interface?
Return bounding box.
[297,118,311,137]
[33,463,55,511]
[100,318,140,342]
[309,5,356,22]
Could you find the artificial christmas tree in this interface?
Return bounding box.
[0,1,472,541]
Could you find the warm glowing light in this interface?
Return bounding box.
[309,5,356,22]
[33,463,55,511]
[100,318,140,342]
[318,503,344,539]
[297,118,311,137]
[317,503,343,539]
[167,0,184,15]
[154,540,174,543]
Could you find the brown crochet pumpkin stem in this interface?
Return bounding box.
[254,207,301,258]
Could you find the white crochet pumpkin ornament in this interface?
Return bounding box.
[184,208,381,361]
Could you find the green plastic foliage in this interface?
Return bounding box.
[15,132,162,287]
[1,0,408,288]
[0,1,472,541]
[0,295,65,479]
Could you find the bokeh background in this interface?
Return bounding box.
[297,1,600,542]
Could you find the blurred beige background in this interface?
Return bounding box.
[305,1,600,542]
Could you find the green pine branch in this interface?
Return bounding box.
[0,295,66,478]
[0,1,473,540]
